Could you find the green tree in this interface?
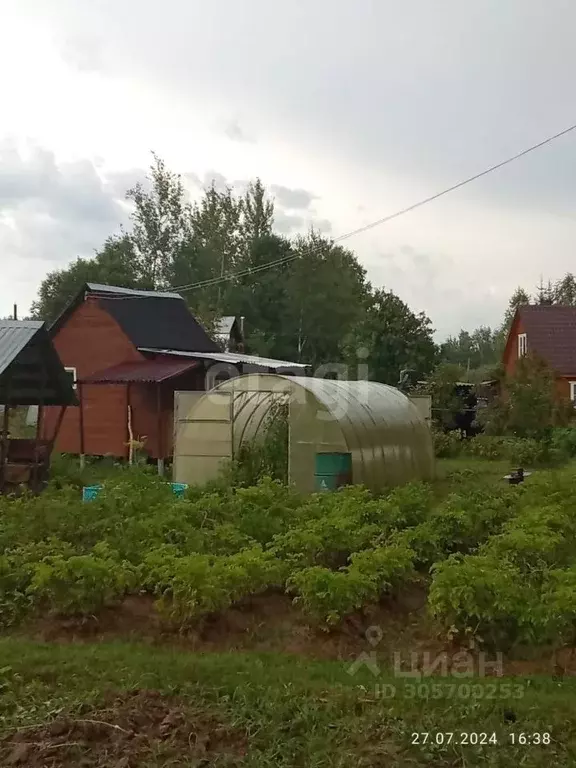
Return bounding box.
[240,178,274,243]
[30,235,140,323]
[423,363,469,429]
[554,272,576,305]
[345,288,437,385]
[535,277,555,306]
[227,234,294,357]
[126,153,192,288]
[440,327,499,371]
[283,232,369,367]
[493,286,531,354]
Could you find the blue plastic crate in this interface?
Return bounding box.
[82,484,103,502]
[170,482,188,498]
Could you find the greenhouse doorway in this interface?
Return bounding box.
[173,388,289,487]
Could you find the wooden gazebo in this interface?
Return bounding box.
[0,320,77,493]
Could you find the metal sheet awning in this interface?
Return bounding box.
[80,358,199,384]
[138,347,309,371]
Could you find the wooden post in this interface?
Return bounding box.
[0,368,12,492]
[31,360,47,492]
[127,384,134,465]
[78,382,85,469]
[49,406,67,450]
[156,383,164,476]
[0,402,9,492]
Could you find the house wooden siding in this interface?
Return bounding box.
[502,313,527,377]
[41,297,142,457]
[39,283,304,460]
[502,307,576,403]
[127,370,203,459]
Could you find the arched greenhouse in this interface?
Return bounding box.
[173,374,434,492]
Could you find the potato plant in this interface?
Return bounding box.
[1,459,576,649]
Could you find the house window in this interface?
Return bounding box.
[517,333,527,357]
[570,381,576,404]
[64,367,77,391]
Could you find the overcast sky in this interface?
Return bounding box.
[2,0,576,339]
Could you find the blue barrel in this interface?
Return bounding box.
[314,452,352,492]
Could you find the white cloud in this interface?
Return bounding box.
[4,0,576,337]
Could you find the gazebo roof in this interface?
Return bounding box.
[0,321,77,406]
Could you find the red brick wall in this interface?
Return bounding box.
[42,297,143,456]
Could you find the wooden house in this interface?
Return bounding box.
[215,316,245,352]
[503,305,576,401]
[41,283,307,466]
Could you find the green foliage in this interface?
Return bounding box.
[26,544,136,617]
[549,427,576,458]
[480,354,573,439]
[344,288,437,385]
[152,547,288,626]
[440,326,500,370]
[32,154,373,368]
[225,401,289,486]
[4,446,576,653]
[289,542,416,626]
[461,435,562,465]
[429,553,528,649]
[30,235,143,322]
[431,427,462,458]
[429,466,576,648]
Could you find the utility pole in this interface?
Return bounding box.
[13,304,17,321]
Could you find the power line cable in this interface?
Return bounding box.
[169,120,576,292]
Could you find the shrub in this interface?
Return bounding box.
[549,427,576,458]
[462,435,564,466]
[480,354,574,439]
[431,428,462,458]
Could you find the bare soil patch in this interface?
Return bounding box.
[0,689,247,767]
[24,585,441,662]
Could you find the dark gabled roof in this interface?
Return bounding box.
[0,321,78,406]
[100,297,219,353]
[80,358,199,384]
[50,283,220,354]
[517,305,576,375]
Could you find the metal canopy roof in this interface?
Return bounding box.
[0,320,78,406]
[138,347,309,371]
[0,321,42,377]
[215,316,236,336]
[81,358,199,384]
[85,283,184,300]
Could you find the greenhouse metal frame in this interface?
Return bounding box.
[173,374,434,492]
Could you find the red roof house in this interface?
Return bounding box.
[41,283,307,464]
[503,305,576,401]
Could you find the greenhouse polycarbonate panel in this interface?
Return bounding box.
[173,390,233,486]
[191,373,434,493]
